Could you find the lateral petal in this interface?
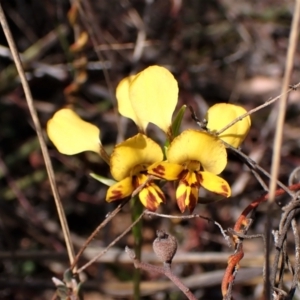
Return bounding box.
[106,177,134,202]
[206,103,251,148]
[198,171,231,198]
[47,108,101,154]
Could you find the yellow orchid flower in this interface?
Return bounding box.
[148,130,231,213]
[116,65,178,135]
[106,133,165,211]
[205,103,251,148]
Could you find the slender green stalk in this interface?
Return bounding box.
[130,197,143,299]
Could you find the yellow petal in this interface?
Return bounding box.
[139,183,165,211]
[110,134,163,181]
[176,180,199,213]
[47,108,100,154]
[129,65,178,133]
[205,103,251,148]
[106,177,134,202]
[198,171,231,197]
[147,161,184,180]
[181,170,199,186]
[167,130,227,175]
[116,75,148,130]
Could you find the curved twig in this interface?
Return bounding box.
[125,247,197,300]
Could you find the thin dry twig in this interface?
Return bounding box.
[190,107,294,197]
[95,40,159,51]
[271,201,300,289]
[71,200,130,269]
[215,82,300,136]
[224,141,294,197]
[266,3,300,294]
[289,218,300,298]
[0,4,76,268]
[125,247,198,300]
[73,176,155,270]
[145,211,232,247]
[222,182,300,299]
[289,166,300,186]
[77,210,145,273]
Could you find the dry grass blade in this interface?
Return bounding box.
[268,0,300,202]
[266,0,300,297]
[0,4,76,269]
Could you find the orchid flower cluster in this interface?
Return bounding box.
[47,66,251,213]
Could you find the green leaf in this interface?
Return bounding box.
[63,268,73,283]
[171,104,186,138]
[90,173,116,186]
[164,104,187,156]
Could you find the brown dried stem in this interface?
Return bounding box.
[125,247,197,300]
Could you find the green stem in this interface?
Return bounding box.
[130,197,143,300]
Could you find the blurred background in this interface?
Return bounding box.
[1,0,300,299]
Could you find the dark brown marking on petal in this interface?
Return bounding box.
[182,172,200,188]
[155,188,166,203]
[112,189,121,195]
[188,192,198,213]
[132,176,138,188]
[222,184,229,194]
[144,190,160,212]
[196,172,203,184]
[142,185,166,212]
[180,179,189,187]
[179,169,188,180]
[219,184,230,197]
[177,191,187,213]
[108,189,123,201]
[151,164,166,177]
[190,180,200,188]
